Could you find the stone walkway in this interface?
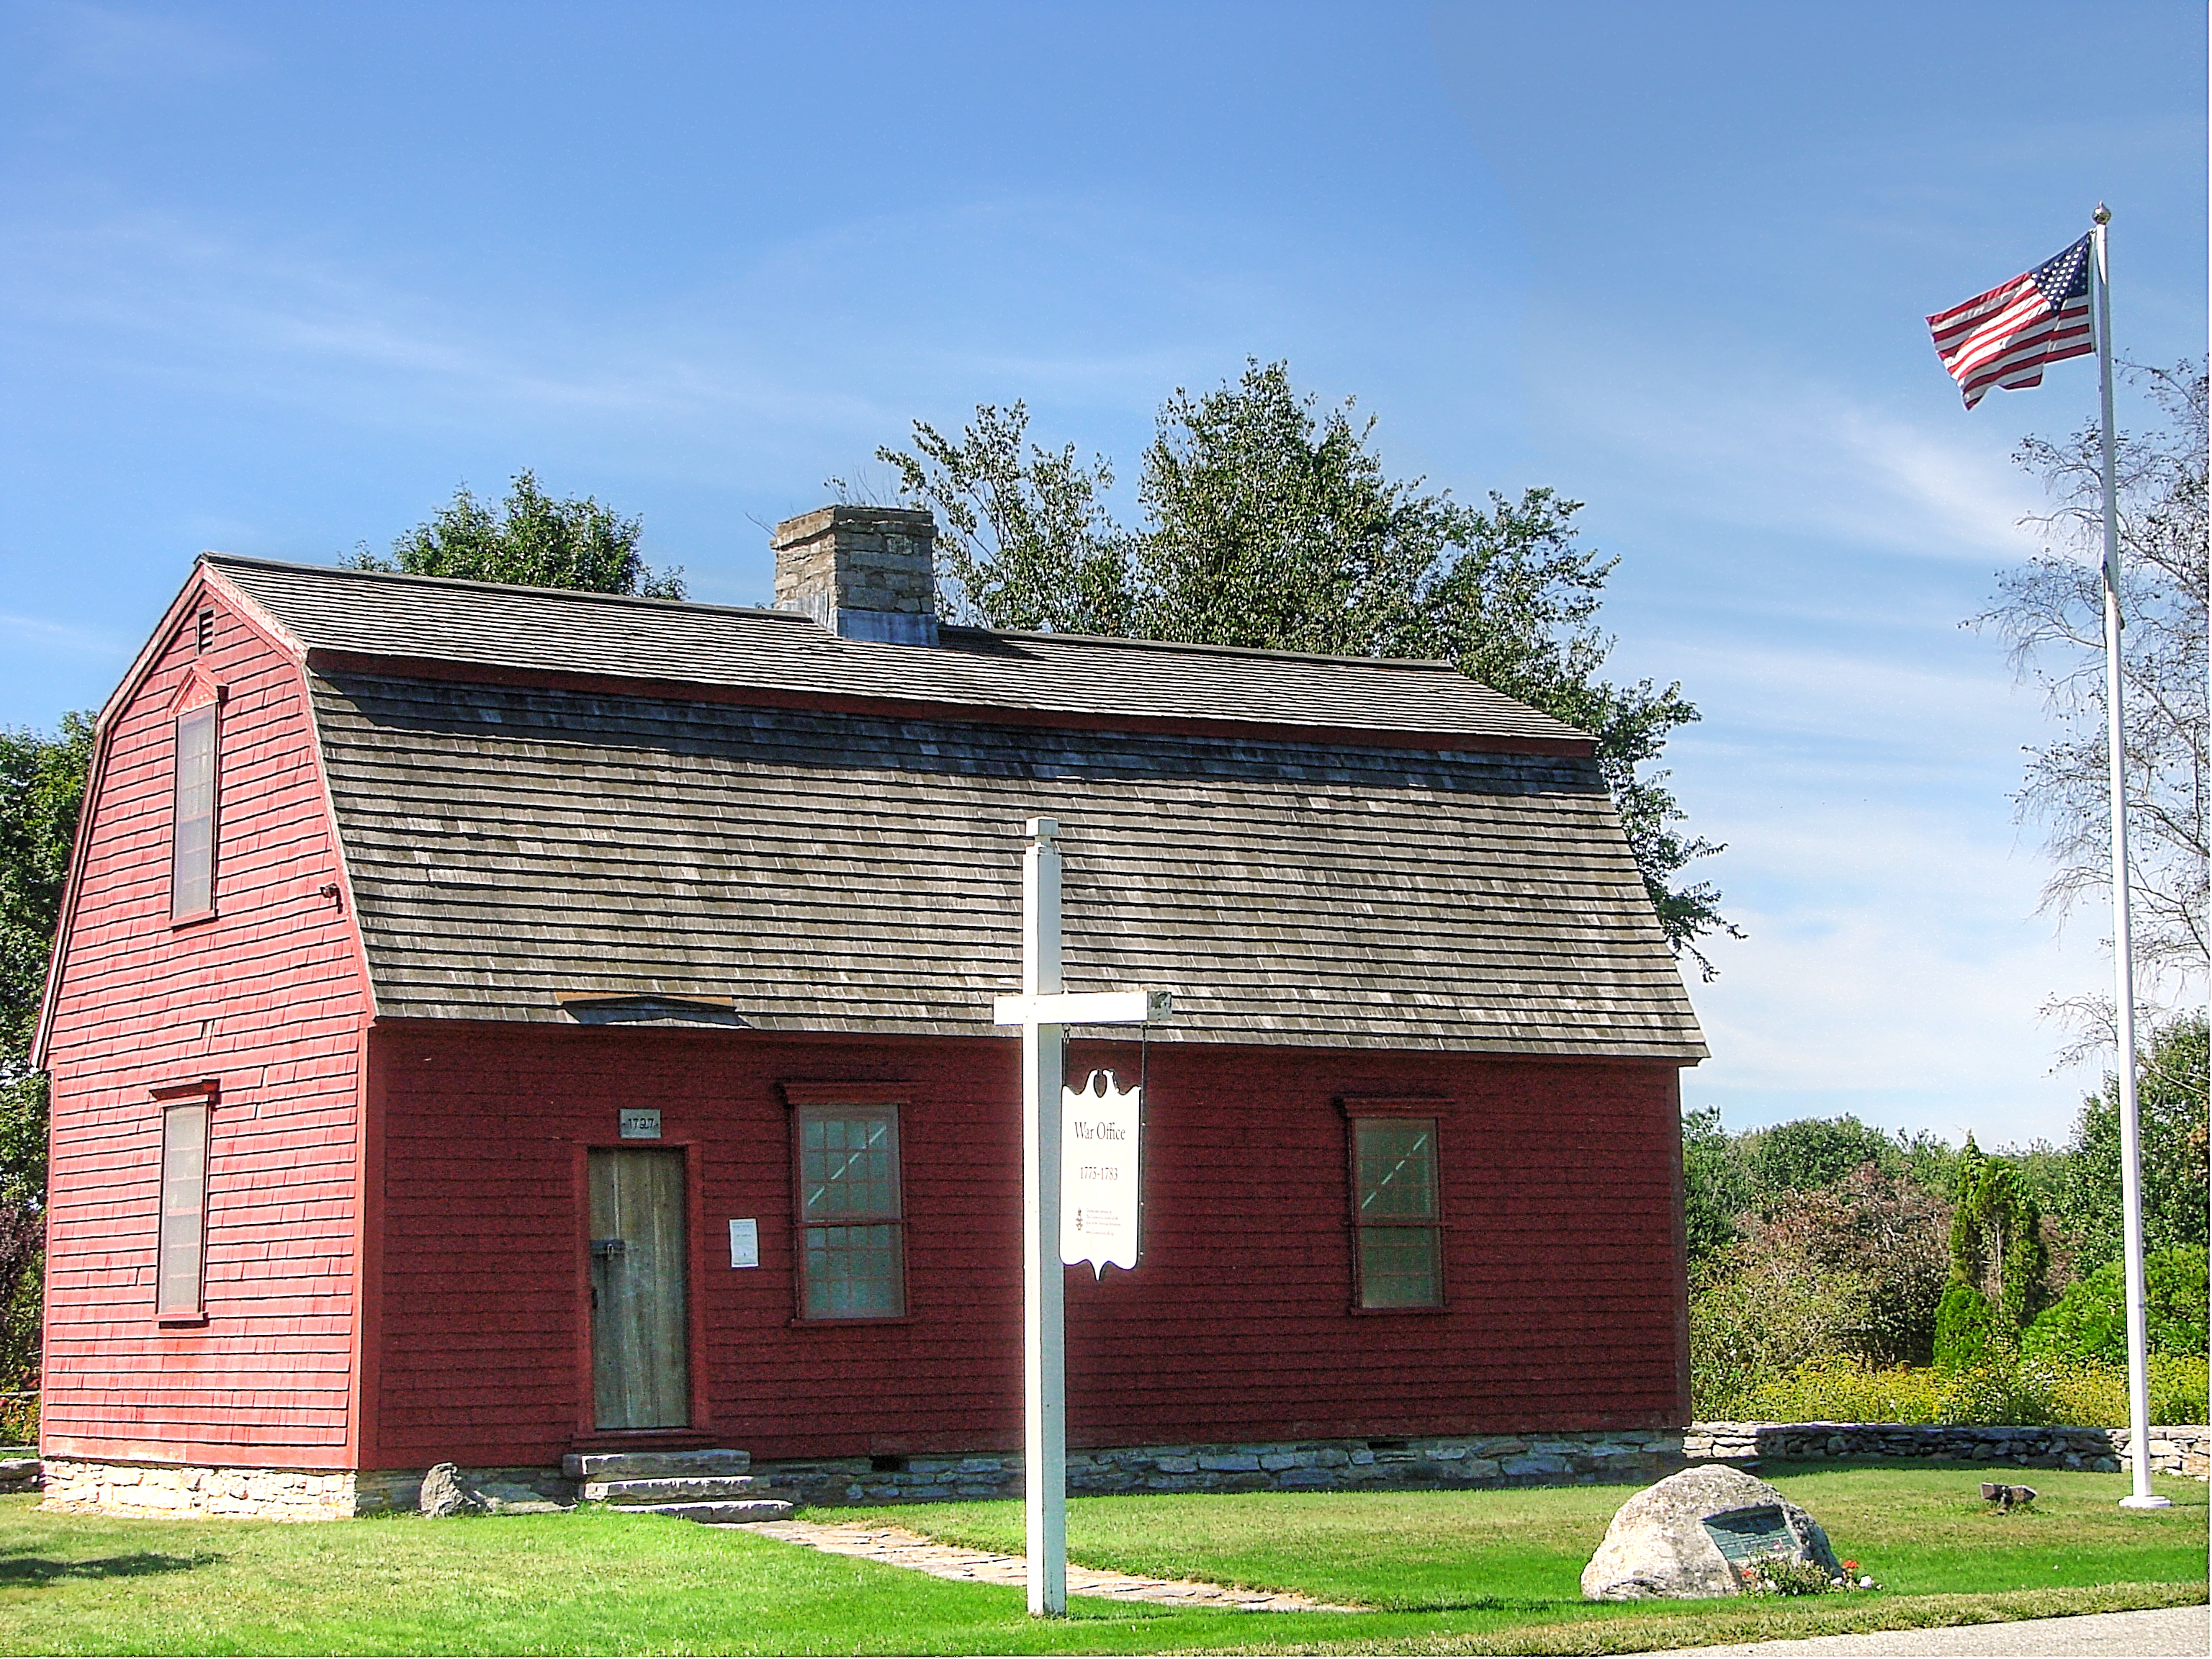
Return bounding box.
[729,1518,1359,1611]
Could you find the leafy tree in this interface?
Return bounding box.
[1133,366,1444,657]
[1681,1106,1752,1281]
[2056,1012,2210,1272]
[1745,1115,1902,1205]
[1972,361,2208,1028]
[2022,1244,2210,1364]
[0,712,94,1390]
[871,403,1135,637]
[353,471,685,599]
[878,362,1735,970]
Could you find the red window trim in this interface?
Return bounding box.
[152,1080,218,1326]
[785,1094,910,1323]
[780,1081,912,1107]
[1341,1106,1449,1314]
[170,692,222,923]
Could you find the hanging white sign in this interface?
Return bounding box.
[1061,1069,1141,1274]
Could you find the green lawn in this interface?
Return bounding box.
[0,1466,2200,1656]
[846,1465,2211,1611]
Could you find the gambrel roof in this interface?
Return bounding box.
[204,554,1708,1061]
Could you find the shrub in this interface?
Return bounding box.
[1689,1246,1872,1410]
[1715,1353,2210,1426]
[2023,1245,2210,1363]
[0,1390,33,1446]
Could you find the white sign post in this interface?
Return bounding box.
[992,816,1169,1616]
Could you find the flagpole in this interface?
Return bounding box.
[2091,204,2169,1513]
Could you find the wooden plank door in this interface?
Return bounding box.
[588,1148,691,1429]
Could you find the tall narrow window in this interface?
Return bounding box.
[1352,1117,1442,1308]
[157,1101,210,1318]
[172,705,217,917]
[795,1105,905,1318]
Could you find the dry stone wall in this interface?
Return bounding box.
[1686,1423,2210,1480]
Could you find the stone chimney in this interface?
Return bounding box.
[770,505,940,646]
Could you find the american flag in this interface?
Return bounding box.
[1926,234,2094,409]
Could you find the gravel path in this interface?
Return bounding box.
[727,1517,1359,1611]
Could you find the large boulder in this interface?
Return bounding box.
[1581,1465,1843,1601]
[417,1462,571,1517]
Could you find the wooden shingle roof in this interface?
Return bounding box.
[205,556,1707,1061]
[209,555,1588,747]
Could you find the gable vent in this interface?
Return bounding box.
[559,994,751,1028]
[195,608,215,653]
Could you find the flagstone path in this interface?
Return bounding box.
[729,1517,1360,1612]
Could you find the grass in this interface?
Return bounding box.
[837,1465,2210,1612]
[0,1465,2203,1655]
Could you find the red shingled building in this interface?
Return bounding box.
[32,506,1707,1517]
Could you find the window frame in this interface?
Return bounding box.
[783,1084,912,1325]
[153,1084,217,1323]
[1340,1099,1449,1313]
[170,694,220,922]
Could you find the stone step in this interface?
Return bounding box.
[583,1475,778,1504]
[622,1498,794,1524]
[562,1448,751,1480]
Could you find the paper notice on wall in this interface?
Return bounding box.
[1061,1069,1141,1275]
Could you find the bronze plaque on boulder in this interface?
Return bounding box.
[1701,1504,1797,1570]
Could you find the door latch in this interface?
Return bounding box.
[590,1238,628,1260]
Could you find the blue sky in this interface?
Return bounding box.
[2,1,2204,1144]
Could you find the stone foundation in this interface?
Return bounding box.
[41,1422,2206,1519]
[752,1429,1686,1506]
[1685,1423,2210,1480]
[40,1459,577,1519]
[40,1457,362,1521]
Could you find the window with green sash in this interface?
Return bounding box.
[1352,1116,1442,1308]
[795,1105,906,1318]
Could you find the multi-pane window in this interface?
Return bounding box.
[1352,1117,1442,1308]
[157,1101,210,1318]
[796,1105,905,1318]
[171,706,217,917]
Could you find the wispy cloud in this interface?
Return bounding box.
[1526,313,2049,568]
[0,606,128,659]
[32,1,259,83]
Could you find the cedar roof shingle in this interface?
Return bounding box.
[205,556,1707,1061]
[207,554,1588,745]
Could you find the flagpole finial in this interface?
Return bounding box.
[2094,202,2111,225]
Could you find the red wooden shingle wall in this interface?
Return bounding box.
[369,1022,1686,1470]
[40,583,369,1469]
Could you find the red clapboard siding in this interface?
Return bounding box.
[39,585,369,1470]
[369,1020,1687,1468]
